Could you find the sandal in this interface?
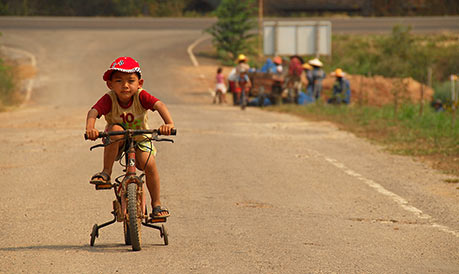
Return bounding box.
[90,171,111,186]
[151,205,170,219]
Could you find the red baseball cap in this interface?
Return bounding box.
[103,56,142,81]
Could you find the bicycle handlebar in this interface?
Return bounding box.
[84,128,177,140]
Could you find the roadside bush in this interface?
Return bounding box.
[0,58,16,109]
[205,0,257,64]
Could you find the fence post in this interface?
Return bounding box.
[427,67,432,88]
[419,83,424,116]
[358,75,363,106]
[452,75,457,128]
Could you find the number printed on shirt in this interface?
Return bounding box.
[120,112,134,123]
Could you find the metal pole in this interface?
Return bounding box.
[274,21,278,56]
[315,21,320,58]
[258,0,263,58]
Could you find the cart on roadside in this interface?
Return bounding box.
[248,72,284,106]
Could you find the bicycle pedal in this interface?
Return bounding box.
[148,217,167,223]
[95,184,113,190]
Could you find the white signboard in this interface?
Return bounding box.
[264,21,331,56]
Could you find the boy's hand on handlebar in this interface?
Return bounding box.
[86,128,99,140]
[159,124,174,135]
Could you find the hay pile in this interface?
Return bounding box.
[322,74,434,106]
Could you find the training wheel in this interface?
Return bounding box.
[160,224,169,246]
[90,224,98,246]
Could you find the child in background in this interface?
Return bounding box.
[85,56,174,218]
[213,67,227,104]
[237,68,252,108]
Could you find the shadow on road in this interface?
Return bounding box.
[0,243,165,253]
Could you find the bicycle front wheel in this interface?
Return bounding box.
[127,183,142,251]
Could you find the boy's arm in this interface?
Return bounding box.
[85,108,99,140]
[153,101,175,135]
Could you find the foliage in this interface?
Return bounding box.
[327,27,457,86]
[205,0,257,63]
[0,0,213,16]
[433,80,457,106]
[0,57,16,109]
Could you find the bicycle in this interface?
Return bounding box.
[240,88,248,110]
[84,128,176,251]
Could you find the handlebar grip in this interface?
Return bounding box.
[84,132,107,140]
[170,128,177,135]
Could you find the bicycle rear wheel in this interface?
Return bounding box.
[127,183,142,251]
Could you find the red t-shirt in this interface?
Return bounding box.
[92,89,159,117]
[289,57,303,77]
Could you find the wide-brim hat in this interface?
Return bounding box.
[302,63,312,70]
[273,56,282,64]
[335,68,344,77]
[237,54,247,62]
[103,56,142,81]
[308,58,323,67]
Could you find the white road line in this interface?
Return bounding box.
[186,36,210,67]
[321,155,459,238]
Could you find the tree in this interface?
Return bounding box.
[205,0,256,63]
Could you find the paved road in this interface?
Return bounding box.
[0,18,458,273]
[1,16,458,33]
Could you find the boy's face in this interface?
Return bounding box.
[107,71,143,104]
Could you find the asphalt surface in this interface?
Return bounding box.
[0,17,458,273]
[0,16,458,33]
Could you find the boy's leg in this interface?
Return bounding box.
[91,124,124,183]
[136,150,169,217]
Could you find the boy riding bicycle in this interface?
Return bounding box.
[85,56,174,218]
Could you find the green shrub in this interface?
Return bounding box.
[205,0,257,63]
[0,58,16,109]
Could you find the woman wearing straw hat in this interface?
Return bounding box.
[302,63,313,97]
[328,68,351,104]
[308,58,325,100]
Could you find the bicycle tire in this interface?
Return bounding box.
[127,183,142,251]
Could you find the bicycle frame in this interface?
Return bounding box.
[121,131,147,222]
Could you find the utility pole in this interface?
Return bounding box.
[258,0,263,58]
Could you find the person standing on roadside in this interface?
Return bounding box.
[273,56,283,75]
[284,55,304,103]
[302,63,313,97]
[234,54,250,105]
[235,54,250,76]
[213,67,227,104]
[308,58,325,100]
